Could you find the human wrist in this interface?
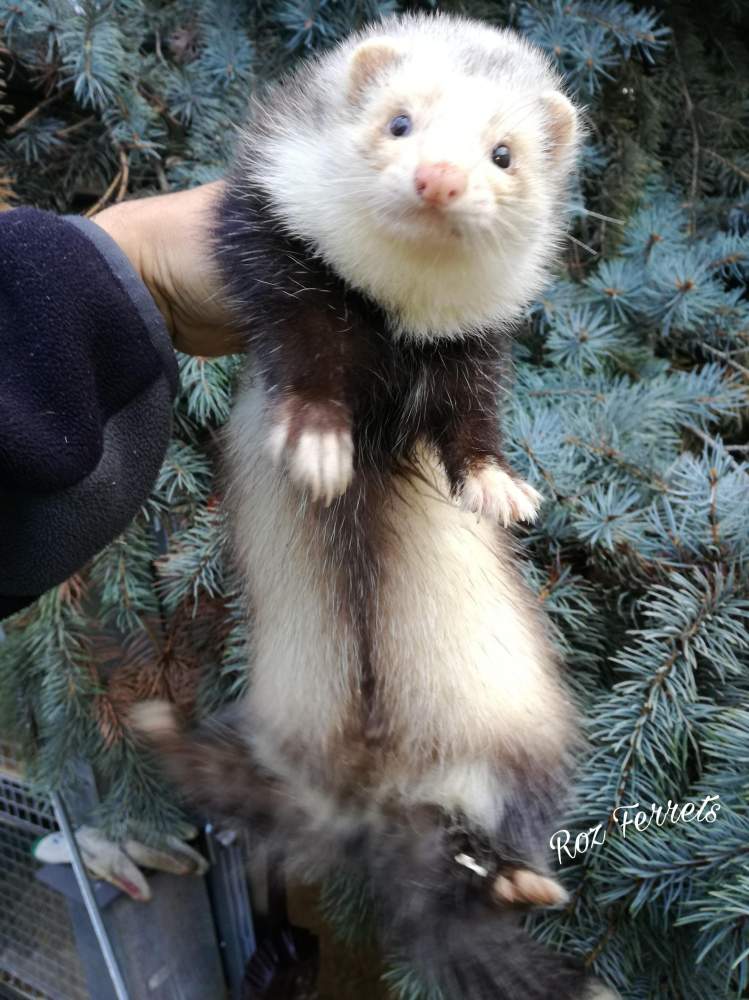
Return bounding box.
[92,198,176,338]
[89,183,241,357]
[91,201,146,282]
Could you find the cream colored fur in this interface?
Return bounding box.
[227,383,358,754]
[238,14,579,340]
[370,448,573,768]
[226,378,575,830]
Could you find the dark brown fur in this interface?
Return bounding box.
[215,185,518,490]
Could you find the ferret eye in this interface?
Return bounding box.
[491,145,512,169]
[389,114,412,138]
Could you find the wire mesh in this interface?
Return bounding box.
[0,747,89,1000]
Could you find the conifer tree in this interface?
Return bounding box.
[1,2,747,997]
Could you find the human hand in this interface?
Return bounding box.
[93,182,243,357]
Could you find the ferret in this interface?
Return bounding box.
[134,13,618,1000]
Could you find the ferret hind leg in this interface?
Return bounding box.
[129,701,287,836]
[363,807,613,1000]
[132,705,616,1000]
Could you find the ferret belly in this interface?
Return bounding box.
[226,381,575,827]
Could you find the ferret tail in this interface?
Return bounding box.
[368,810,614,1000]
[381,882,613,1000]
[131,702,618,1000]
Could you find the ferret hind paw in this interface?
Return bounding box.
[493,867,569,907]
[583,983,622,1000]
[267,398,354,505]
[459,462,542,526]
[129,700,180,739]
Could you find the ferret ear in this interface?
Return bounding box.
[347,40,400,103]
[540,91,579,162]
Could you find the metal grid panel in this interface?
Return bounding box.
[0,752,89,1000]
[0,968,46,999]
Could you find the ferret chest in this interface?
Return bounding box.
[343,316,501,459]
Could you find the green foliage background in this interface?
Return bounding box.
[1,2,748,998]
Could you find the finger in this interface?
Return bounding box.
[77,828,151,901]
[165,835,210,876]
[123,839,198,876]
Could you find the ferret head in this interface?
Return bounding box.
[244,14,581,339]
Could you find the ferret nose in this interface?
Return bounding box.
[414,162,467,207]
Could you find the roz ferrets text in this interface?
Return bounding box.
[550,794,721,865]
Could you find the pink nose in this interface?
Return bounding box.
[414,162,467,207]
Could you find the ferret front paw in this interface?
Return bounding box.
[459,461,542,527]
[267,397,354,505]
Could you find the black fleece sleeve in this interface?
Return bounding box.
[0,207,178,620]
